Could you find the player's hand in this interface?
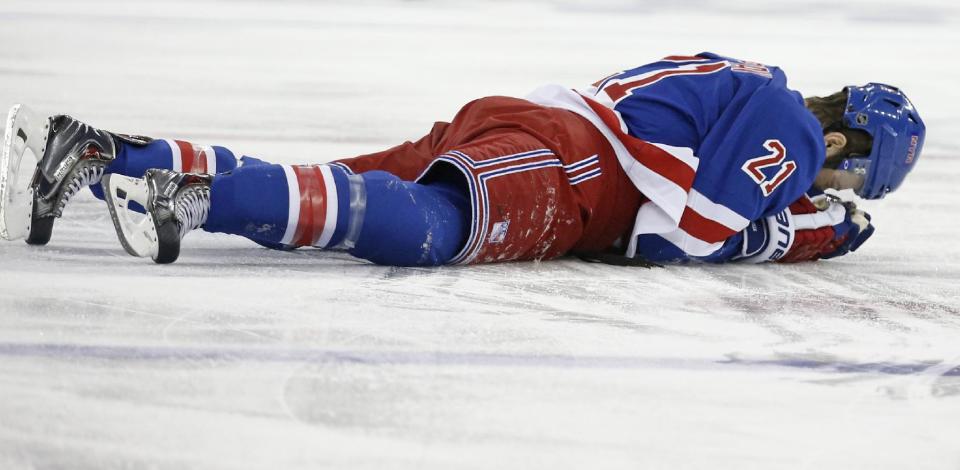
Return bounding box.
[738,194,874,263]
[777,196,874,263]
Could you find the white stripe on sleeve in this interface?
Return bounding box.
[686,189,751,232]
[658,229,726,257]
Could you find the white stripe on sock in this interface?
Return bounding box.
[314,165,338,248]
[279,165,301,246]
[203,145,217,174]
[165,139,182,172]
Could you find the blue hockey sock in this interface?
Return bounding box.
[204,166,469,266]
[350,171,468,266]
[90,139,243,199]
[205,163,352,249]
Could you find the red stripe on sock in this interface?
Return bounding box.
[291,166,313,247]
[175,140,195,173]
[291,165,328,247]
[197,148,209,173]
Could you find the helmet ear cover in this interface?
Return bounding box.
[839,83,925,199]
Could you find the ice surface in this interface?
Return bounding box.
[1,1,959,469]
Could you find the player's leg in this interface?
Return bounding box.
[87,137,246,199]
[198,123,600,266]
[102,95,639,265]
[103,163,470,265]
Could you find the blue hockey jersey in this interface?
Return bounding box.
[526,52,824,262]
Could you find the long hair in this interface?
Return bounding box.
[805,90,872,164]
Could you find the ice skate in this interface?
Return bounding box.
[104,169,212,264]
[1,105,48,241]
[0,105,121,244]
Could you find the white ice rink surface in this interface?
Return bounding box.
[1,1,959,468]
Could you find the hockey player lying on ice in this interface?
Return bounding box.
[0,53,925,266]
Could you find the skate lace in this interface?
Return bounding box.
[174,186,211,239]
[57,164,106,215]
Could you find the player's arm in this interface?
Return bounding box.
[632,93,826,263]
[736,192,875,263]
[634,191,875,264]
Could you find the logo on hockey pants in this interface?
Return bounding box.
[488,221,510,244]
[742,139,797,197]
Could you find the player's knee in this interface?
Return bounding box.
[351,171,469,266]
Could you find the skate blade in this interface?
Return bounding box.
[0,104,47,241]
[103,174,159,258]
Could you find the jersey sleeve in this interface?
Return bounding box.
[633,85,825,264]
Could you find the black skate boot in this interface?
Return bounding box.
[27,115,119,245]
[103,169,212,264]
[1,104,151,244]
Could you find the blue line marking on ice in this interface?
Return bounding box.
[0,342,956,376]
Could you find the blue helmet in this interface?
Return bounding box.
[838,83,925,199]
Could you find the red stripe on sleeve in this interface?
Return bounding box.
[604,62,727,102]
[678,207,739,244]
[582,98,696,192]
[663,55,706,62]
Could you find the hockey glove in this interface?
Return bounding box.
[738,194,874,264]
